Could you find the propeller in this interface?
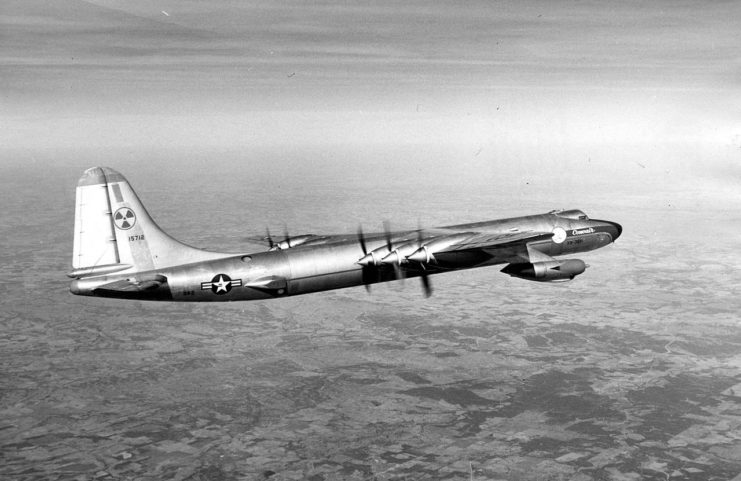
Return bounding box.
[420,271,432,298]
[383,221,404,283]
[357,225,373,292]
[357,221,432,297]
[358,224,368,256]
[283,225,291,249]
[417,223,432,297]
[266,227,275,250]
[383,220,393,251]
[267,225,294,250]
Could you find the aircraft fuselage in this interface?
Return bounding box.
[70,212,619,301]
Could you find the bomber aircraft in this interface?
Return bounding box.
[69,167,621,301]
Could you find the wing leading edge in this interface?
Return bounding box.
[411,230,554,264]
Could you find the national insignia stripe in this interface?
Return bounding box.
[201,274,241,294]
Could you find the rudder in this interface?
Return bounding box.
[70,167,228,278]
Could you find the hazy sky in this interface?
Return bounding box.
[2,0,740,195]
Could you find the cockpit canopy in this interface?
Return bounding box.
[552,209,589,220]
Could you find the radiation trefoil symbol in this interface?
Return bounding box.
[113,208,136,230]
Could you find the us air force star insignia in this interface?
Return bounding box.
[113,207,136,230]
[201,274,242,295]
[552,227,567,244]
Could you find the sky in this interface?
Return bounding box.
[1,0,740,209]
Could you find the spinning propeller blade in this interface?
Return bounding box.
[357,225,368,256]
[357,224,372,292]
[383,221,403,282]
[417,222,432,297]
[283,225,291,249]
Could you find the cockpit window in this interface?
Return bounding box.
[554,209,589,220]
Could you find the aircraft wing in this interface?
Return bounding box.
[426,230,555,265]
[428,231,553,254]
[436,231,553,253]
[244,233,333,250]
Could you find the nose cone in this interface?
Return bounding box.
[380,251,402,265]
[357,252,376,267]
[407,246,430,264]
[605,221,622,242]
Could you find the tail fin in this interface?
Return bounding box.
[69,167,229,278]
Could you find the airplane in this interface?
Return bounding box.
[68,167,622,301]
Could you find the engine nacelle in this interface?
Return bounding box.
[500,259,586,282]
[270,234,318,250]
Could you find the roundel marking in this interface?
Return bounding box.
[201,274,243,295]
[212,274,232,294]
[552,227,567,244]
[113,207,136,230]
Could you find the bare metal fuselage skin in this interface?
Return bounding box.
[71,213,619,302]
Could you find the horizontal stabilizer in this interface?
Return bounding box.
[95,275,167,292]
[88,274,171,300]
[68,263,132,279]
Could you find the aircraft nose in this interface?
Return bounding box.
[605,221,622,242]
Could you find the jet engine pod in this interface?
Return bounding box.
[501,259,586,282]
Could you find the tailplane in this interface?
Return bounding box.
[69,167,228,278]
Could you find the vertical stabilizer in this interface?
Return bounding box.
[73,168,119,271]
[70,167,230,278]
